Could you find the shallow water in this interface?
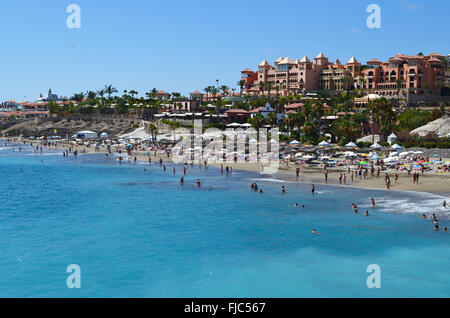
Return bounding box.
[0,141,449,297]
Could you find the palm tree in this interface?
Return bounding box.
[72,92,85,103]
[342,77,353,96]
[396,79,404,100]
[266,112,277,126]
[203,87,211,102]
[147,123,158,140]
[97,89,106,101]
[86,90,97,101]
[250,113,265,130]
[105,85,118,101]
[266,82,273,100]
[258,82,265,97]
[220,85,229,97]
[237,80,246,97]
[129,90,138,99]
[367,100,379,143]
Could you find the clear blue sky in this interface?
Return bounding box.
[0,0,448,101]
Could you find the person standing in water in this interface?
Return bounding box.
[311,184,315,195]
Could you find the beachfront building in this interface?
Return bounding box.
[155,90,171,101]
[249,103,276,120]
[224,109,250,124]
[242,53,363,96]
[190,91,204,101]
[168,99,199,113]
[36,88,62,102]
[240,68,258,92]
[362,53,446,102]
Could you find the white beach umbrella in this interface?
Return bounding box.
[391,144,403,150]
[289,140,301,145]
[318,140,331,147]
[370,142,382,149]
[345,142,357,147]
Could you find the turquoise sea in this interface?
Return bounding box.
[0,141,449,298]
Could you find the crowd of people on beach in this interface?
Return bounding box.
[3,137,450,235]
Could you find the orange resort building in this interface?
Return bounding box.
[362,53,446,101]
[241,53,362,96]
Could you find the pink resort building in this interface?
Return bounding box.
[362,53,446,100]
[241,53,362,96]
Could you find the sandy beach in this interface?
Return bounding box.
[24,139,449,196]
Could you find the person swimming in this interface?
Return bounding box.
[443,200,448,208]
[312,229,319,235]
[196,179,201,187]
[281,186,286,193]
[422,214,427,219]
[180,176,184,184]
[259,188,263,194]
[294,203,299,207]
[365,211,369,216]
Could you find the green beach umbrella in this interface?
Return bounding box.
[360,161,367,165]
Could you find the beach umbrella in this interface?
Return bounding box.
[318,140,330,147]
[360,161,367,165]
[414,151,424,154]
[391,144,403,150]
[289,140,301,145]
[345,142,357,147]
[370,142,382,149]
[432,154,439,157]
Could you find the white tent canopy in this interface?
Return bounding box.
[391,144,402,150]
[345,142,357,147]
[76,130,98,139]
[370,142,382,149]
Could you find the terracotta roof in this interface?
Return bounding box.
[285,110,298,114]
[249,107,263,113]
[285,103,304,109]
[367,58,382,64]
[241,68,253,72]
[225,109,249,114]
